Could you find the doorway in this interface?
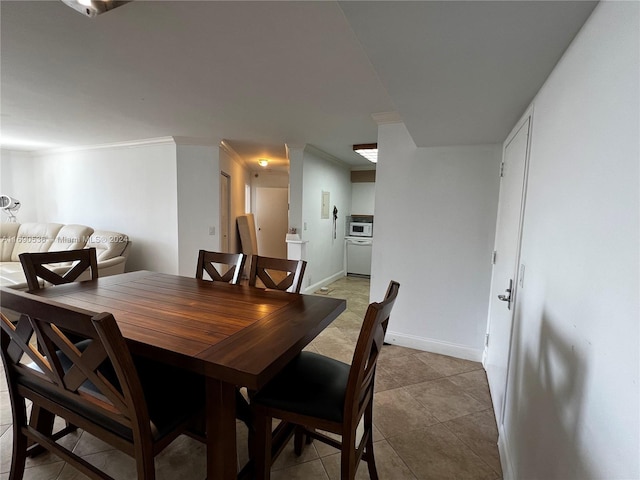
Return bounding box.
[485,114,531,426]
[255,187,288,258]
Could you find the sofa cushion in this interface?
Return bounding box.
[0,262,32,288]
[0,223,130,290]
[49,224,94,252]
[0,223,20,262]
[87,231,129,261]
[10,223,64,261]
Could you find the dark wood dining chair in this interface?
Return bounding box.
[0,287,205,480]
[18,247,100,439]
[195,250,247,284]
[250,280,400,480]
[19,247,98,291]
[248,255,307,293]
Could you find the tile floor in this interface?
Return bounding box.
[0,276,502,479]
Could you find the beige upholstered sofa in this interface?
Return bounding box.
[0,222,130,289]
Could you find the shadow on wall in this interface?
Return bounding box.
[508,310,591,479]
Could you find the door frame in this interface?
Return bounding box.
[484,107,534,427]
[220,171,231,253]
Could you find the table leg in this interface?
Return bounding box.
[206,378,238,480]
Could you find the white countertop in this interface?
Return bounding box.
[345,236,373,241]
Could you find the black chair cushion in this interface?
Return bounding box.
[252,351,350,423]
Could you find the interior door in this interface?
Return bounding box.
[255,187,288,258]
[485,115,531,425]
[220,172,230,253]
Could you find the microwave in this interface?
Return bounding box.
[349,222,373,237]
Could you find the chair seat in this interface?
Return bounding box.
[253,351,350,423]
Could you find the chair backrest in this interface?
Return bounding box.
[195,250,247,284]
[344,281,400,425]
[19,247,98,291]
[0,287,152,443]
[248,255,307,293]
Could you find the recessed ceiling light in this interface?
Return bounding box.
[61,0,131,18]
[353,143,378,163]
[258,159,269,167]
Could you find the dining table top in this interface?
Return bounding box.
[32,270,347,391]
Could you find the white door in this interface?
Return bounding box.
[485,115,531,425]
[255,187,288,258]
[220,172,230,253]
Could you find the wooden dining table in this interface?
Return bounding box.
[32,270,346,479]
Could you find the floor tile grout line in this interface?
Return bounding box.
[440,419,503,477]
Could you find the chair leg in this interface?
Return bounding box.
[9,429,27,480]
[294,426,304,456]
[293,425,315,456]
[340,429,358,480]
[134,442,156,480]
[9,403,27,480]
[364,401,379,480]
[254,409,272,480]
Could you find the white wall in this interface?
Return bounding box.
[0,149,38,222]
[32,141,179,274]
[500,3,639,479]
[372,123,501,360]
[287,146,304,234]
[300,146,351,292]
[4,139,252,277]
[176,143,219,276]
[351,182,375,215]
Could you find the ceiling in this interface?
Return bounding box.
[0,1,597,170]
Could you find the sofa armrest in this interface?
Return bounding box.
[97,256,127,277]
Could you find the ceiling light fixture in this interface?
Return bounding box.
[258,159,269,167]
[353,143,378,163]
[61,0,131,18]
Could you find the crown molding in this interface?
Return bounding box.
[172,136,220,146]
[35,136,177,156]
[303,144,350,169]
[350,165,377,172]
[285,143,307,152]
[219,140,248,168]
[34,136,225,156]
[372,111,403,125]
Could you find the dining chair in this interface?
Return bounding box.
[0,287,205,480]
[19,247,98,291]
[195,250,247,284]
[250,280,400,480]
[18,247,100,440]
[248,255,307,293]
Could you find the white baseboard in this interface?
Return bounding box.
[497,425,515,480]
[304,270,345,295]
[384,330,484,362]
